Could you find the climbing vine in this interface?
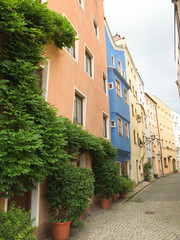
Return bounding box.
[0,0,117,198]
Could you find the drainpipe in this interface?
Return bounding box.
[155,104,164,176]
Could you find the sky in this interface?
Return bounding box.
[103,0,180,114]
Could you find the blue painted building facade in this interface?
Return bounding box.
[105,21,131,175]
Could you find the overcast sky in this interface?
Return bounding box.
[104,0,180,114]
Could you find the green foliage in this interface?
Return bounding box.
[118,176,135,194]
[143,162,152,182]
[0,204,37,240]
[93,159,119,199]
[0,0,75,198]
[45,164,94,222]
[0,0,117,199]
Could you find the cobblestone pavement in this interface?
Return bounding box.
[68,174,180,240]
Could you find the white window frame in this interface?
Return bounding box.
[103,112,109,139]
[63,14,79,63]
[111,120,116,128]
[84,44,94,79]
[93,17,99,39]
[109,82,114,89]
[77,0,84,10]
[73,88,87,128]
[103,72,108,96]
[40,59,50,101]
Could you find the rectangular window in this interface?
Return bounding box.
[103,114,108,138]
[77,0,84,9]
[131,104,134,117]
[129,79,131,88]
[111,55,115,65]
[65,41,76,59]
[135,91,137,101]
[135,109,137,119]
[118,60,122,74]
[73,94,83,125]
[133,130,136,144]
[115,79,122,97]
[118,117,123,136]
[103,73,107,94]
[125,122,129,139]
[85,48,93,77]
[93,18,99,38]
[124,88,128,104]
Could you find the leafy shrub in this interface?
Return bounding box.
[45,164,94,222]
[143,162,152,182]
[118,176,135,193]
[0,204,37,240]
[93,159,119,199]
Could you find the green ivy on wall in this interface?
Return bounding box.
[0,0,117,199]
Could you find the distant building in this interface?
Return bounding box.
[113,35,144,183]
[105,20,131,176]
[171,110,180,170]
[152,96,178,174]
[171,0,180,96]
[144,93,163,177]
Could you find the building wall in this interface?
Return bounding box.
[105,23,131,169]
[104,22,131,175]
[172,0,180,96]
[152,96,178,174]
[136,73,147,179]
[45,0,110,139]
[171,110,180,170]
[144,94,162,177]
[114,37,142,183]
[33,0,109,238]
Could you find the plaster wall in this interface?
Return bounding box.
[144,94,162,177]
[152,96,178,174]
[45,0,110,139]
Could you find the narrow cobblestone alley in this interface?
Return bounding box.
[68,174,180,240]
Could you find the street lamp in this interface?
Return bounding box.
[145,134,156,145]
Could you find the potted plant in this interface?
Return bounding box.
[137,114,141,122]
[45,164,94,240]
[93,159,118,209]
[118,176,135,199]
[143,162,152,181]
[139,139,143,147]
[112,175,120,202]
[153,173,158,178]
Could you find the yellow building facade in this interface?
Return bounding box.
[152,96,178,174]
[114,37,146,183]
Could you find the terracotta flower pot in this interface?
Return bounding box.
[112,193,118,202]
[71,215,82,225]
[119,192,126,199]
[100,199,111,209]
[51,221,71,240]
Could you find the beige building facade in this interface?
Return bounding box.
[152,96,178,174]
[144,93,163,177]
